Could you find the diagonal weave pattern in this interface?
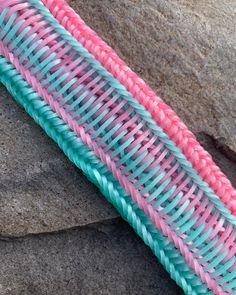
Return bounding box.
[0,0,236,294]
[42,0,236,214]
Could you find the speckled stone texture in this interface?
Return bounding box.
[0,0,235,294]
[0,220,181,295]
[0,85,117,237]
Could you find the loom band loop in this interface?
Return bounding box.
[31,32,59,57]
[185,188,203,214]
[83,107,112,135]
[129,157,154,181]
[102,128,128,154]
[110,112,140,142]
[165,168,186,191]
[8,25,33,52]
[69,70,99,98]
[17,13,45,45]
[121,150,149,175]
[193,235,217,258]
[207,217,225,242]
[75,73,107,98]
[133,136,158,163]
[19,37,41,64]
[51,44,74,64]
[219,269,236,285]
[75,78,108,109]
[147,148,169,172]
[134,162,161,187]
[140,169,166,194]
[168,175,191,201]
[159,160,179,184]
[200,243,224,265]
[63,77,104,110]
[98,96,125,125]
[79,102,105,131]
[3,19,24,45]
[178,182,197,206]
[206,217,225,242]
[106,135,133,160]
[193,201,213,227]
[166,198,190,224]
[175,211,198,236]
[91,113,117,140]
[221,236,236,266]
[41,66,63,87]
[148,143,171,168]
[153,186,176,209]
[16,5,40,23]
[116,142,141,168]
[38,58,66,86]
[50,48,75,73]
[58,78,84,107]
[61,58,91,83]
[211,257,235,279]
[171,208,196,231]
[97,123,122,148]
[47,72,69,93]
[159,191,184,217]
[87,93,119,125]
[0,12,16,40]
[13,30,40,59]
[6,10,49,50]
[223,281,236,292]
[146,177,171,204]
[65,83,93,113]
[204,251,229,272]
[150,139,167,165]
[10,5,65,66]
[0,0,27,10]
[126,128,153,157]
[184,222,205,244]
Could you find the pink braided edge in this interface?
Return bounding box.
[42,0,236,214]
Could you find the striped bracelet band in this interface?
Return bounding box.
[0,1,236,294]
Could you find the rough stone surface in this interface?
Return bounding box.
[0,0,235,294]
[0,220,182,295]
[0,85,117,237]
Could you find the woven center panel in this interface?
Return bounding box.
[0,1,235,293]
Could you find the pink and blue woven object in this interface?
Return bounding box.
[1,0,236,294]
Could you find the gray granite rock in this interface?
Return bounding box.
[0,85,117,237]
[68,0,236,186]
[0,220,182,295]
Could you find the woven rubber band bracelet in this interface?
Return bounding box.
[0,1,236,294]
[42,0,236,213]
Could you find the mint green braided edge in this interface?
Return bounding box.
[0,55,211,295]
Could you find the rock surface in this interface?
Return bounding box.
[0,85,118,237]
[0,0,235,294]
[0,220,182,295]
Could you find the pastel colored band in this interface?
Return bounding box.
[42,0,236,214]
[0,1,236,294]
